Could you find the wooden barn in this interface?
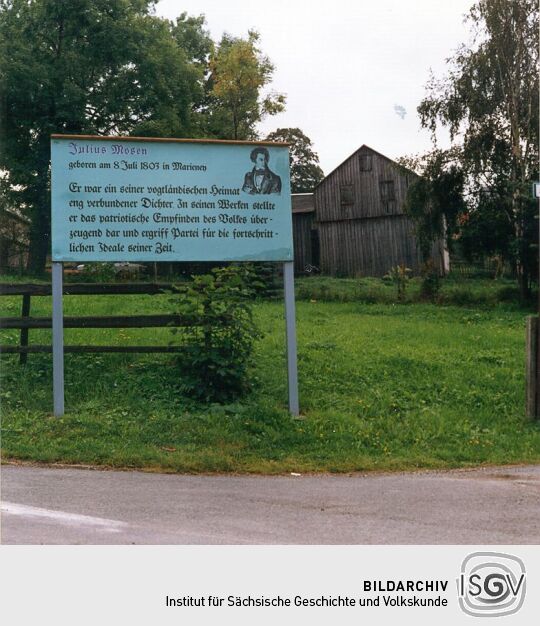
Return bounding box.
[291,193,319,274]
[308,144,448,277]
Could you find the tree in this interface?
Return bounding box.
[0,0,203,272]
[399,149,465,297]
[416,0,539,299]
[205,31,285,140]
[399,149,465,262]
[169,12,214,139]
[171,12,213,70]
[265,128,324,193]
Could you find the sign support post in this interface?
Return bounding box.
[536,183,540,316]
[526,182,540,419]
[283,261,299,415]
[52,261,65,416]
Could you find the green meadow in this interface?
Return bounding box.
[1,276,539,473]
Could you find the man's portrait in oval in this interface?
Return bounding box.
[242,147,282,195]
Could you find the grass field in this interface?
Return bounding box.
[1,275,539,473]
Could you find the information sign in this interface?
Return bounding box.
[51,136,293,262]
[49,135,298,417]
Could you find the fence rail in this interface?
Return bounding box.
[0,345,185,354]
[0,282,188,361]
[0,282,183,296]
[0,314,195,329]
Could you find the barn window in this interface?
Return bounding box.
[379,180,395,200]
[379,180,396,213]
[340,184,355,206]
[358,154,372,171]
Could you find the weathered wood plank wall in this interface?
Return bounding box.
[291,194,317,274]
[313,145,445,277]
[315,146,410,223]
[318,215,422,277]
[292,211,314,273]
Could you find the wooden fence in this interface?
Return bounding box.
[0,282,198,363]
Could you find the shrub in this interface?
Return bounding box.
[243,262,281,298]
[496,285,520,302]
[438,287,480,307]
[420,259,441,300]
[384,264,412,301]
[170,266,261,402]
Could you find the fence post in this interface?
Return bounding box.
[526,315,538,419]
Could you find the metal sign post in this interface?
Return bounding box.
[534,182,540,317]
[526,182,540,418]
[52,262,65,416]
[283,261,299,415]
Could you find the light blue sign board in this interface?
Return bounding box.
[51,136,293,262]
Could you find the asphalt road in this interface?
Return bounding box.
[1,464,539,544]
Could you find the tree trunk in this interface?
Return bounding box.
[517,266,530,303]
[26,211,50,275]
[512,188,532,303]
[26,180,51,275]
[25,149,52,275]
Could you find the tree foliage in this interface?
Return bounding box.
[0,0,204,272]
[205,31,285,140]
[265,128,324,193]
[169,11,214,139]
[171,11,213,70]
[415,0,539,297]
[399,149,465,262]
[0,3,285,272]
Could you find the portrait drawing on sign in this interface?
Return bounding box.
[242,147,281,195]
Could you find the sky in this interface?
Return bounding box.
[156,0,475,175]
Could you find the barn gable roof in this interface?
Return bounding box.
[314,144,417,191]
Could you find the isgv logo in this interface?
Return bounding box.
[457,552,526,617]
